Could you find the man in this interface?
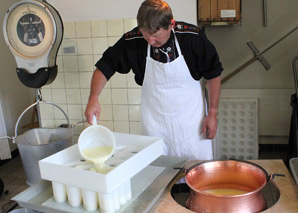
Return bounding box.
[84,0,223,161]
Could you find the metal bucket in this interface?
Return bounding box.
[16,128,72,185]
[14,98,72,185]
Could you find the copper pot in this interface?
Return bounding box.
[185,160,270,213]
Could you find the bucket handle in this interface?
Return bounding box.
[14,96,70,143]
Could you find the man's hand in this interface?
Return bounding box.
[84,96,101,125]
[202,113,217,139]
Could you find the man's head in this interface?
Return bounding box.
[137,0,175,47]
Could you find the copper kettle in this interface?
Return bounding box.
[185,160,280,213]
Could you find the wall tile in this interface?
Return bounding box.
[75,21,91,38]
[56,56,64,72]
[78,55,94,71]
[127,89,142,104]
[93,54,101,66]
[114,121,130,133]
[41,119,55,128]
[68,105,83,120]
[99,121,114,131]
[127,71,141,88]
[130,121,141,135]
[41,88,52,102]
[64,73,80,88]
[66,89,82,104]
[129,105,141,121]
[63,22,76,39]
[52,89,67,104]
[58,46,63,56]
[77,38,93,55]
[124,18,137,32]
[108,37,120,46]
[53,104,68,120]
[113,105,129,121]
[92,38,109,55]
[110,73,127,88]
[39,103,54,120]
[42,84,51,89]
[101,105,113,121]
[107,19,124,36]
[61,39,77,55]
[51,73,65,88]
[63,55,78,72]
[100,89,112,104]
[79,72,93,88]
[91,20,108,37]
[80,89,90,105]
[112,89,128,104]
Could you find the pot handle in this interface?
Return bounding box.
[268,173,286,182]
[14,90,70,142]
[174,167,190,174]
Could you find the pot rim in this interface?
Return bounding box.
[15,127,73,147]
[187,159,269,179]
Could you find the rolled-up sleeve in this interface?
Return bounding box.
[194,32,223,80]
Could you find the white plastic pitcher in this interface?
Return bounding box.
[78,116,115,163]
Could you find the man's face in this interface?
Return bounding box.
[140,20,175,48]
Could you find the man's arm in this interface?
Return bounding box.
[203,76,221,139]
[84,68,107,124]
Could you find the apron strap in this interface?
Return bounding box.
[173,29,182,56]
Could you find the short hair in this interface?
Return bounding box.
[137,0,173,33]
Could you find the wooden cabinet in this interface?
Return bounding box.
[198,0,241,26]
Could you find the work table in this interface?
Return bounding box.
[150,159,298,213]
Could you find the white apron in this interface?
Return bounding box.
[141,33,213,160]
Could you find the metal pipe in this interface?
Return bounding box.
[292,55,298,96]
[263,0,267,27]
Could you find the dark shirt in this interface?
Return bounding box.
[95,21,223,86]
[151,31,178,63]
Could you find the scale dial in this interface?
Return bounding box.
[5,2,55,58]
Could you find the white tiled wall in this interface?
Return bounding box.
[39,18,140,143]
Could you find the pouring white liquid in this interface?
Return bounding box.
[82,146,114,173]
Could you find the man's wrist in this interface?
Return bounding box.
[208,108,218,116]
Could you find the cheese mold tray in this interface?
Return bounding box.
[39,132,164,194]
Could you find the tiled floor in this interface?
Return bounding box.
[0,150,289,212]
